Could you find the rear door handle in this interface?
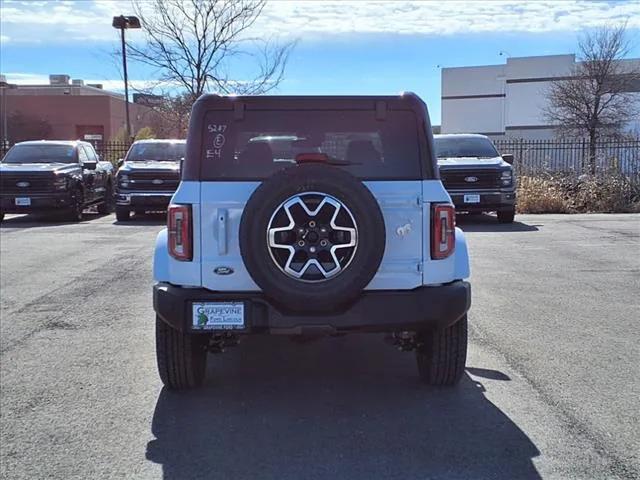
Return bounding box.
[217,208,227,255]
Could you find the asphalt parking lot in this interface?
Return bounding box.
[0,212,638,480]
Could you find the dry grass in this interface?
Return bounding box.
[516,173,640,214]
[517,176,570,213]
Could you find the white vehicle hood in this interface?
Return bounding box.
[437,156,506,168]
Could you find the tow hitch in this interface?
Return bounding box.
[385,331,419,352]
[207,332,240,353]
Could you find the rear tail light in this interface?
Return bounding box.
[168,204,192,261]
[431,203,455,260]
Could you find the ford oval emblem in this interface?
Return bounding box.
[16,181,30,187]
[214,266,234,275]
[464,176,479,183]
[152,179,164,185]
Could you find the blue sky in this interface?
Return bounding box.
[1,0,639,124]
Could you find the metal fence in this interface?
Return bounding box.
[92,141,131,164]
[494,138,640,181]
[2,138,639,181]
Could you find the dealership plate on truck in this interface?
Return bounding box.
[15,197,31,206]
[463,194,480,204]
[192,302,245,330]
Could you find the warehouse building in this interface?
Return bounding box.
[0,74,162,143]
[441,54,640,139]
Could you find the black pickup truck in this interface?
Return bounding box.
[0,140,114,222]
[115,139,185,221]
[435,134,516,223]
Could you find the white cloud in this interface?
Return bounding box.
[0,0,639,44]
[256,1,640,36]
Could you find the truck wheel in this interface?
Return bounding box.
[115,206,130,222]
[67,188,84,222]
[97,183,114,214]
[497,209,515,224]
[415,315,467,386]
[155,316,209,389]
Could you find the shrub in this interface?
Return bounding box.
[517,175,570,213]
[135,126,156,140]
[571,175,640,213]
[516,173,640,213]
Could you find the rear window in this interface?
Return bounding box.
[200,110,422,180]
[2,144,76,164]
[434,137,499,159]
[127,142,186,161]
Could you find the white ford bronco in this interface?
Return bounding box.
[153,94,471,389]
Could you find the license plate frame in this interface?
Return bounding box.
[463,194,480,204]
[192,302,245,330]
[15,197,31,206]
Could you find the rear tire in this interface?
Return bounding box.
[155,316,209,390]
[497,209,515,224]
[115,206,130,222]
[416,315,468,386]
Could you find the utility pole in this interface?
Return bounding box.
[112,15,141,140]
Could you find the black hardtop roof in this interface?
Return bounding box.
[192,92,429,112]
[184,92,438,181]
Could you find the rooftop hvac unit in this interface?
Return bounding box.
[72,79,84,86]
[49,74,70,85]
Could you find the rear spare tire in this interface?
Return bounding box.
[240,164,385,313]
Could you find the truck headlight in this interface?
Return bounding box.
[501,170,513,186]
[53,177,68,191]
[119,174,130,188]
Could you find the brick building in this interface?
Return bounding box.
[0,74,164,143]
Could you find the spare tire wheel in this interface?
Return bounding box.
[239,164,385,313]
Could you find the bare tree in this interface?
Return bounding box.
[544,24,639,174]
[138,92,193,138]
[128,0,295,104]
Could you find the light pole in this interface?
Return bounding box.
[112,15,141,140]
[0,78,15,146]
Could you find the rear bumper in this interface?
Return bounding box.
[448,189,516,212]
[115,191,173,209]
[0,192,73,213]
[153,281,471,335]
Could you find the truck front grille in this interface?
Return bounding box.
[439,169,502,190]
[125,171,179,192]
[0,175,54,194]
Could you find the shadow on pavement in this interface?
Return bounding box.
[0,211,112,229]
[113,212,166,226]
[466,367,511,381]
[456,213,541,233]
[146,334,541,480]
